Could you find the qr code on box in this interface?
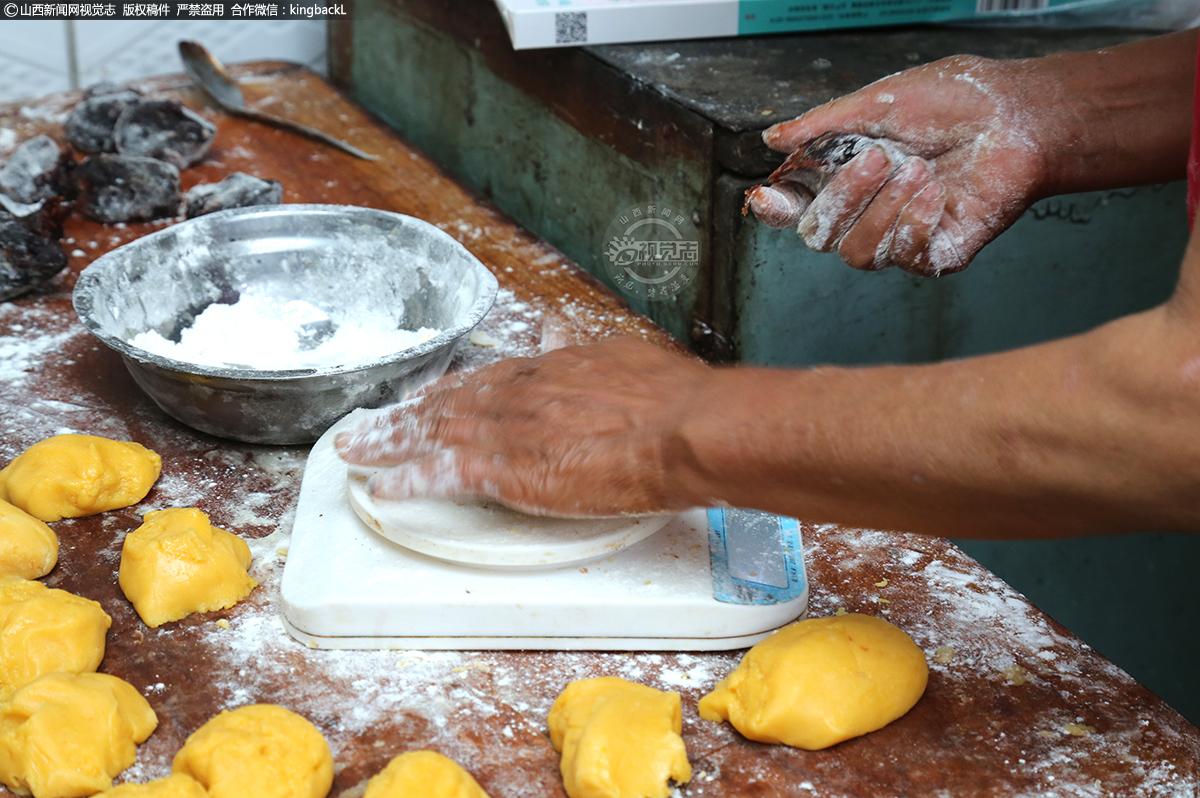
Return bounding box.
[555,11,588,44]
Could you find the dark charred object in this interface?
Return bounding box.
[0,214,68,301]
[84,81,126,96]
[0,134,74,204]
[75,155,181,224]
[113,99,217,169]
[64,84,145,154]
[742,132,912,227]
[0,193,69,240]
[185,172,283,218]
[757,131,893,201]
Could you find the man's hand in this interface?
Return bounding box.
[753,55,1053,275]
[334,339,711,517]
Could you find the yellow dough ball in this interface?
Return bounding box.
[0,499,57,579]
[0,435,161,522]
[118,508,258,628]
[698,613,928,750]
[0,672,157,798]
[0,576,111,697]
[548,677,691,798]
[172,704,333,798]
[100,774,209,798]
[363,751,491,798]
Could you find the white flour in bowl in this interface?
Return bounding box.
[130,292,439,371]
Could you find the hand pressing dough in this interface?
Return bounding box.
[0,435,161,522]
[698,613,928,750]
[0,499,57,579]
[0,576,111,697]
[172,704,333,798]
[0,672,157,798]
[548,677,691,798]
[364,751,491,798]
[118,508,257,628]
[99,774,208,798]
[323,410,673,569]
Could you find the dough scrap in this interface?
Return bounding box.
[0,499,57,579]
[172,704,333,798]
[99,774,208,798]
[698,613,928,750]
[548,677,690,798]
[363,751,491,798]
[118,508,257,628]
[0,435,161,522]
[0,576,111,697]
[0,672,157,798]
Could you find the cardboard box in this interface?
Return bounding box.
[494,0,1137,49]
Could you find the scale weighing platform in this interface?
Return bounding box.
[281,416,808,650]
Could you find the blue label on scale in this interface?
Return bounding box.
[707,508,806,605]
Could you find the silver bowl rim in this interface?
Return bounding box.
[73,204,500,381]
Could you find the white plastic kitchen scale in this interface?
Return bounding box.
[280,412,808,650]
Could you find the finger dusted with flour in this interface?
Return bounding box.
[743,183,813,229]
[335,339,712,517]
[755,55,1055,276]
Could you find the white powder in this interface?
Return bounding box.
[129,293,439,371]
[0,306,81,386]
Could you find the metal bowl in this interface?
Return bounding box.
[74,204,498,445]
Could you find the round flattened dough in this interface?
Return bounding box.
[548,677,691,798]
[0,499,57,579]
[172,704,333,798]
[0,672,157,798]
[348,480,672,569]
[0,576,112,697]
[118,507,257,628]
[698,613,928,750]
[101,774,209,798]
[364,751,491,798]
[0,434,161,522]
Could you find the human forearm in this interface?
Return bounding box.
[1029,28,1196,196]
[671,303,1200,539]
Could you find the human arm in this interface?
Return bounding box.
[673,232,1200,539]
[336,226,1200,540]
[751,28,1196,274]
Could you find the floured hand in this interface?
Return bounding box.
[334,339,711,517]
[753,55,1054,276]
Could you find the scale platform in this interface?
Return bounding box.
[281,418,808,650]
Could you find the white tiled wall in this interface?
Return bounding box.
[0,20,328,105]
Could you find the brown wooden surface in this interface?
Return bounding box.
[1,64,1198,797]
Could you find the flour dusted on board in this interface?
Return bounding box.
[130,292,439,370]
